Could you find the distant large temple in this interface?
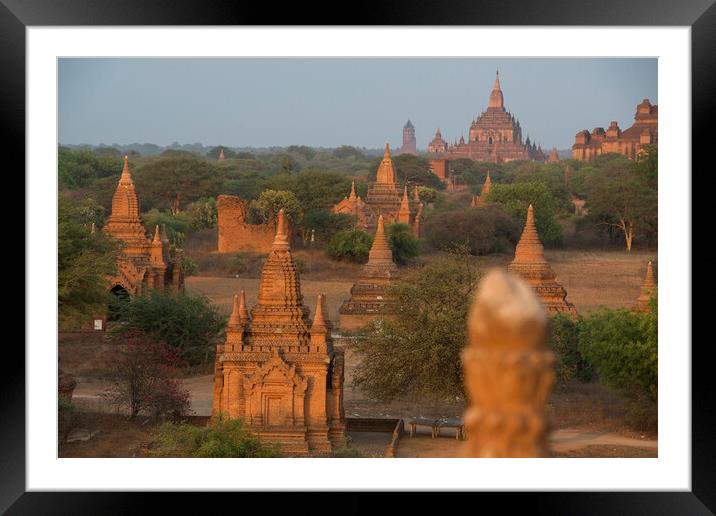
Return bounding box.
[571,99,658,161]
[103,156,184,296]
[429,71,546,163]
[397,120,417,155]
[333,143,423,238]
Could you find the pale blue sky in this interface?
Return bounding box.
[58,58,657,150]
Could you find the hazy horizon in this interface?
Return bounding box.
[59,58,657,150]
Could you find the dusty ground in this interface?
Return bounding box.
[186,249,656,323]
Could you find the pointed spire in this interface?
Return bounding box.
[348,180,357,201]
[229,294,241,327]
[384,142,391,160]
[272,208,290,251]
[634,261,657,313]
[160,223,169,244]
[512,204,546,264]
[152,224,162,244]
[120,155,133,184]
[367,215,394,266]
[238,290,250,325]
[489,70,505,109]
[311,293,328,331]
[413,185,420,202]
[218,148,225,161]
[90,222,96,235]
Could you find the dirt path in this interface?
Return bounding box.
[72,375,657,457]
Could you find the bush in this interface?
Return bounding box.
[229,252,249,275]
[424,204,519,255]
[326,229,373,263]
[386,223,419,265]
[577,306,657,401]
[248,189,303,226]
[142,209,189,245]
[103,330,191,420]
[109,290,226,365]
[149,416,281,457]
[181,254,198,276]
[185,197,218,231]
[548,313,594,385]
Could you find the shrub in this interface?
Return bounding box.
[149,416,281,457]
[326,229,373,263]
[185,197,218,231]
[548,313,594,385]
[386,223,420,265]
[577,306,657,401]
[424,204,519,255]
[181,254,198,276]
[102,330,191,420]
[109,290,226,365]
[229,252,249,275]
[248,189,303,226]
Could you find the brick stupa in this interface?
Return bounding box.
[507,205,577,317]
[471,171,492,207]
[633,261,657,313]
[339,215,398,331]
[103,156,183,295]
[212,209,346,456]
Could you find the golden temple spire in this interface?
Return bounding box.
[238,290,250,325]
[349,180,357,201]
[513,205,546,264]
[272,208,290,251]
[311,293,329,331]
[384,142,391,160]
[152,224,161,244]
[229,294,241,327]
[367,215,394,266]
[120,155,133,184]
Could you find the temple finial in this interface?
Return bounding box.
[152,224,161,244]
[272,208,290,251]
[238,290,250,324]
[384,142,391,160]
[229,294,241,326]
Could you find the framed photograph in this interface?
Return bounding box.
[9,0,710,512]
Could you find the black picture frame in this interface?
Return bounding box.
[6,0,710,513]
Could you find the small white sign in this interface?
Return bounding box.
[93,319,103,331]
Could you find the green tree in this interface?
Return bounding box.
[263,170,352,213]
[352,252,479,401]
[302,209,353,242]
[548,313,594,385]
[386,223,419,265]
[58,147,124,189]
[134,156,222,214]
[326,229,373,263]
[584,157,657,252]
[58,194,120,325]
[248,189,303,227]
[486,182,563,246]
[109,290,226,365]
[424,204,519,255]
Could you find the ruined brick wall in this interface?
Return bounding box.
[217,195,276,253]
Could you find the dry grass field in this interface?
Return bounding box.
[186,248,657,321]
